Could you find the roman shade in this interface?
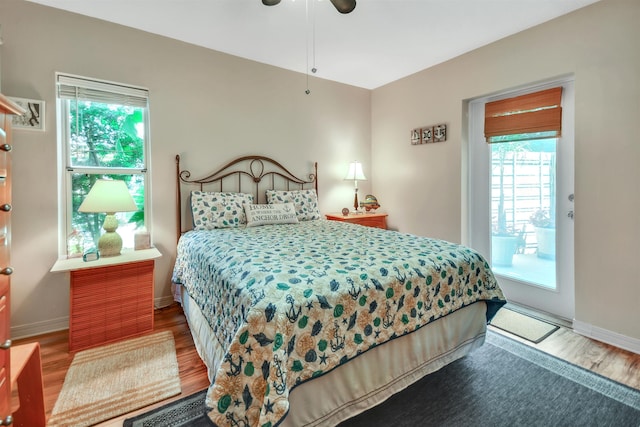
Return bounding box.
[484,87,562,143]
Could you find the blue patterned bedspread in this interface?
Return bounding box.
[173,220,505,427]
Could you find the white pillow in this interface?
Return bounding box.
[265,189,321,221]
[191,191,254,230]
[245,203,299,227]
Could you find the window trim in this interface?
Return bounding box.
[56,72,151,257]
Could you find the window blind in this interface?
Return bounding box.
[484,87,562,143]
[57,74,148,108]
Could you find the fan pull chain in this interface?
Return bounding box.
[311,0,317,75]
[305,0,312,94]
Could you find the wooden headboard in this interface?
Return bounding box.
[175,154,318,241]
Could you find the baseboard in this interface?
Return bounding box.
[573,319,640,355]
[11,316,69,340]
[155,295,175,308]
[10,295,179,340]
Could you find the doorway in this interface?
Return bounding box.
[468,79,575,321]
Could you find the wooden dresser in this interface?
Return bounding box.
[0,94,15,427]
[0,95,46,427]
[325,212,388,230]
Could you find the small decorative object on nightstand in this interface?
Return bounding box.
[134,226,151,250]
[82,250,99,262]
[341,207,350,216]
[66,229,84,259]
[362,194,380,212]
[326,212,388,230]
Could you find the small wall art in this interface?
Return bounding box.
[421,127,433,144]
[411,128,421,145]
[9,97,45,131]
[411,123,446,145]
[434,124,447,142]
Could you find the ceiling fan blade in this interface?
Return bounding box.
[262,0,281,5]
[330,0,356,14]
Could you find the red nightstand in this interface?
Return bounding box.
[325,212,388,230]
[51,248,161,352]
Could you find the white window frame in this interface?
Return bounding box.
[56,73,151,257]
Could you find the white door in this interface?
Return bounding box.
[468,79,575,321]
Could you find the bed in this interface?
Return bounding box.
[172,155,506,427]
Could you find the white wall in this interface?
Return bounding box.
[371,0,640,343]
[0,0,371,337]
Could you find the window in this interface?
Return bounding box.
[57,74,149,256]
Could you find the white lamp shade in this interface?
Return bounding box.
[344,161,367,181]
[78,179,138,214]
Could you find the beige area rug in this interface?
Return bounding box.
[48,331,181,427]
[490,308,559,344]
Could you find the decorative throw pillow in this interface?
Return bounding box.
[190,191,254,230]
[245,203,299,227]
[265,189,321,221]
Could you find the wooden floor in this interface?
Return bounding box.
[13,303,210,426]
[13,303,640,426]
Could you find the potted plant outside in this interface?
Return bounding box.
[492,215,520,267]
[530,209,555,259]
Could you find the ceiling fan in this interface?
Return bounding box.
[262,0,356,14]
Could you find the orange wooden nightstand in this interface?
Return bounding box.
[325,212,388,230]
[51,248,161,352]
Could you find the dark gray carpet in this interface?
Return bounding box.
[124,331,640,427]
[123,389,211,427]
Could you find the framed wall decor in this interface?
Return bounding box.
[411,128,421,145]
[411,123,447,145]
[421,127,433,144]
[434,124,447,142]
[9,97,45,131]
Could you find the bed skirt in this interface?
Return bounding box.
[180,285,487,426]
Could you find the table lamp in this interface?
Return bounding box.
[78,179,138,257]
[344,161,367,212]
